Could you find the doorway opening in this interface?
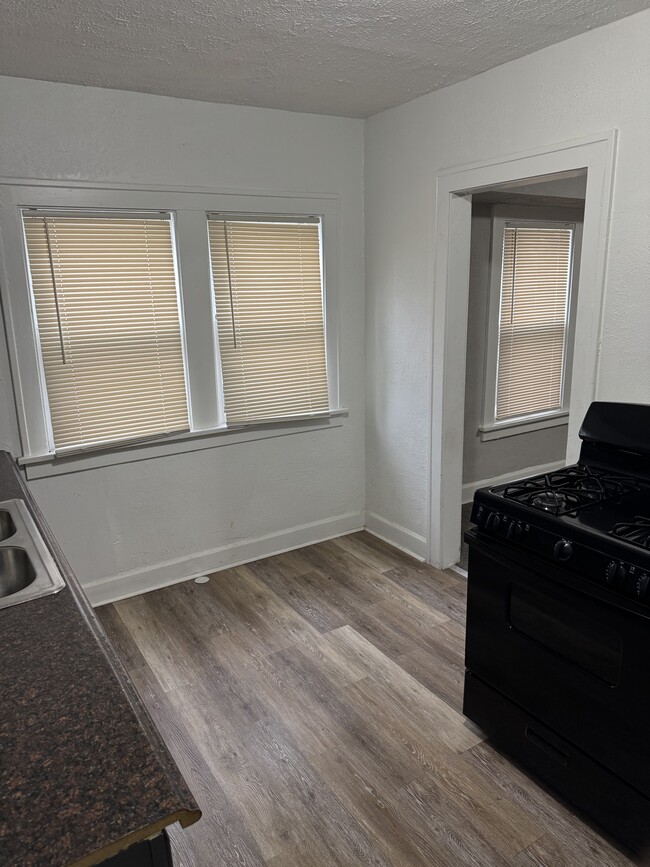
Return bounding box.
[429,133,617,572]
[457,171,586,570]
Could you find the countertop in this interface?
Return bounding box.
[0,452,200,866]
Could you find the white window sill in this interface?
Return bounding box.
[478,411,569,442]
[19,409,348,480]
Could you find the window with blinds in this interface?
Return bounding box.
[22,213,189,451]
[495,225,573,421]
[208,217,329,424]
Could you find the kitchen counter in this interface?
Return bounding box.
[0,452,200,866]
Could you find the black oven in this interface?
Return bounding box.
[465,531,650,786]
[463,403,650,853]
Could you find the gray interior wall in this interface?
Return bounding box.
[506,175,588,198]
[462,200,584,488]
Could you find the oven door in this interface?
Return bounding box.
[464,531,650,797]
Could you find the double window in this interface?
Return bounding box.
[0,184,339,464]
[481,212,580,440]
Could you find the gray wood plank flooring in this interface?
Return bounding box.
[97,531,638,866]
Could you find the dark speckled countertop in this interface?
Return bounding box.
[0,452,200,867]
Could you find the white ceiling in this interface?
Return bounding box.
[1,0,649,118]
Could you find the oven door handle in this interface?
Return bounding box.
[464,528,546,574]
[466,526,650,620]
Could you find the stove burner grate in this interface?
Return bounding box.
[610,516,650,550]
[502,465,641,516]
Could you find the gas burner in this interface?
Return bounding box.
[574,473,640,498]
[545,467,641,496]
[502,464,641,515]
[530,491,581,513]
[507,486,594,516]
[532,491,564,511]
[610,516,650,550]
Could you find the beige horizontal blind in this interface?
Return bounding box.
[496,225,573,421]
[23,214,189,451]
[208,218,329,423]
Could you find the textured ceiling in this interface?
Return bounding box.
[1,0,649,117]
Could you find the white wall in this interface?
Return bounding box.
[365,9,650,550]
[0,76,365,602]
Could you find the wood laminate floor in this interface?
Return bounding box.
[97,531,638,867]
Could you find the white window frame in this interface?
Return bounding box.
[0,179,344,477]
[479,206,582,442]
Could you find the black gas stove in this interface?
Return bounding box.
[463,402,650,855]
[471,403,650,607]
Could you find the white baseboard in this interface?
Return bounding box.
[364,511,427,561]
[462,459,566,504]
[84,511,365,607]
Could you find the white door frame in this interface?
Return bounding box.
[429,131,618,569]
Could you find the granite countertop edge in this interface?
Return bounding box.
[0,452,200,866]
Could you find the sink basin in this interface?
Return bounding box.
[0,509,16,542]
[0,547,36,597]
[0,499,65,610]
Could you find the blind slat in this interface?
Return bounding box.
[23,215,189,450]
[496,226,572,421]
[208,219,329,424]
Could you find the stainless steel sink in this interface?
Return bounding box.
[0,547,37,596]
[0,509,16,542]
[0,499,65,609]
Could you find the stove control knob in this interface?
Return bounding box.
[623,568,641,596]
[606,560,627,585]
[554,539,573,561]
[507,521,524,541]
[638,574,650,600]
[486,512,501,531]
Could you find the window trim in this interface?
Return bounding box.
[478,410,570,441]
[18,410,348,480]
[480,206,582,441]
[0,179,343,473]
